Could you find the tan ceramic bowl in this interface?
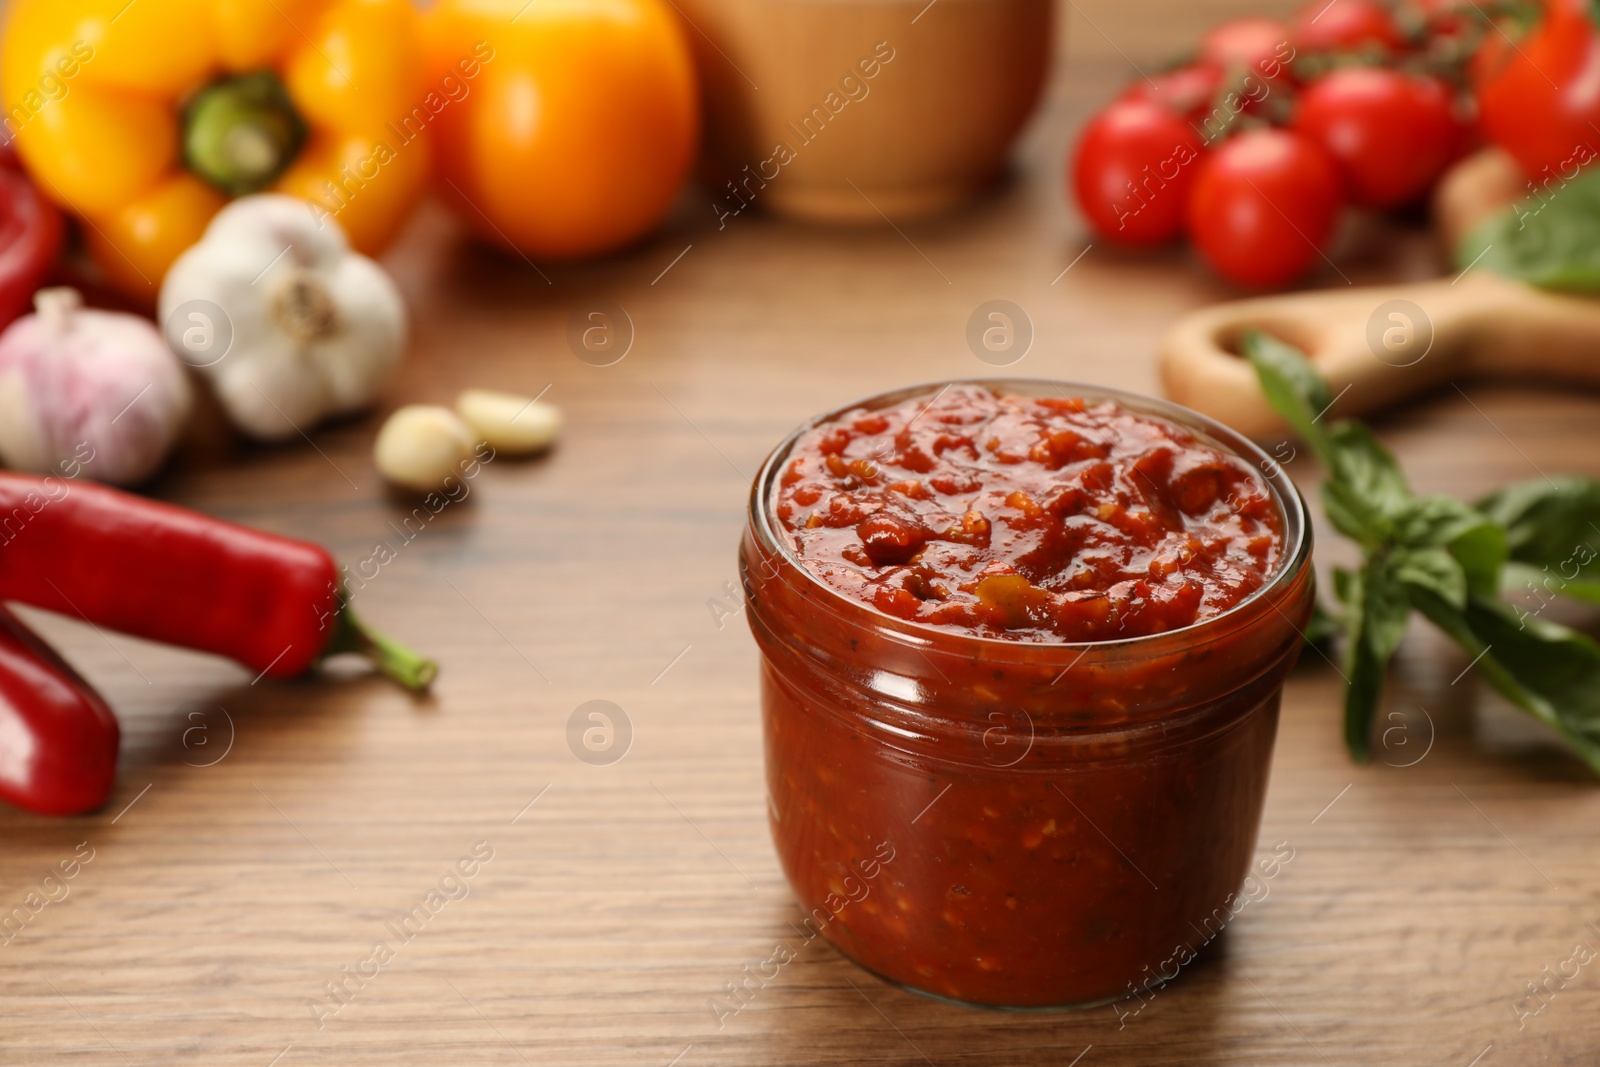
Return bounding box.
[676,0,1054,224]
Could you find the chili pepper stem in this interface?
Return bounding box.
[324,605,438,692]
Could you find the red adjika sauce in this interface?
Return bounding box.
[773,385,1282,643]
[743,382,1311,1009]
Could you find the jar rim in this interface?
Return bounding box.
[746,378,1312,662]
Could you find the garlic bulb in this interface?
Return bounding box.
[158,195,406,441]
[0,288,192,485]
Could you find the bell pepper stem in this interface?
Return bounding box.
[324,603,438,692]
[182,71,308,196]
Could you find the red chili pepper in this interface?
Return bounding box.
[0,472,435,690]
[0,604,119,815]
[0,160,63,330]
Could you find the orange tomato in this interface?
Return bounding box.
[421,0,699,260]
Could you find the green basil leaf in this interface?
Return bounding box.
[1343,555,1411,762]
[1344,632,1384,764]
[1320,422,1413,545]
[1322,482,1381,545]
[1240,331,1413,544]
[1411,589,1600,774]
[1503,560,1600,607]
[1332,565,1355,606]
[1391,493,1507,596]
[1241,330,1334,465]
[1394,545,1468,609]
[1364,559,1413,661]
[1448,520,1512,598]
[1478,475,1600,556]
[1479,473,1600,561]
[1395,493,1489,546]
[1458,164,1600,293]
[1479,475,1600,603]
[1326,422,1410,512]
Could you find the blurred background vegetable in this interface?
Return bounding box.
[1072,99,1203,247]
[1290,0,1404,55]
[1199,15,1295,77]
[1294,67,1468,210]
[1459,163,1600,290]
[0,0,428,300]
[1186,126,1342,287]
[0,287,191,485]
[421,0,698,260]
[1475,0,1600,183]
[1067,0,1524,287]
[159,195,405,441]
[0,156,62,330]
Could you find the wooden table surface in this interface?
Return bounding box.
[5,2,1600,1064]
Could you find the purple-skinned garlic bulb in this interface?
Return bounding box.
[0,288,192,485]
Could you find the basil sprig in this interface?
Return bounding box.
[1244,331,1600,772]
[1457,163,1600,293]
[1480,476,1600,603]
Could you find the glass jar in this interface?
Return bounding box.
[740,380,1313,1010]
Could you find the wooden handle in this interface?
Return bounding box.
[1159,273,1600,439]
[1161,146,1600,439]
[1434,146,1526,256]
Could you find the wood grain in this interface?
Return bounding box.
[4,3,1600,1065]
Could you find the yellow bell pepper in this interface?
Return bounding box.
[1,0,428,300]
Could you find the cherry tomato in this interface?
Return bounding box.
[1071,99,1205,246]
[1290,0,1404,53]
[1120,65,1225,122]
[1199,17,1295,80]
[1478,0,1600,180]
[1468,18,1515,89]
[1418,0,1477,39]
[1186,128,1342,287]
[1295,68,1468,208]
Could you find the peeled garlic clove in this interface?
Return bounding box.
[374,405,475,492]
[456,389,562,455]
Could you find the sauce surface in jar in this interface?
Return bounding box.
[773,384,1284,642]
